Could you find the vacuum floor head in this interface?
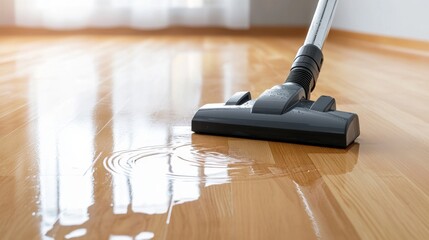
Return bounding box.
[192,83,360,148]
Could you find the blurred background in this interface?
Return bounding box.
[0,0,428,41]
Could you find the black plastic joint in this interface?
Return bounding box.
[285,44,324,99]
[294,44,324,70]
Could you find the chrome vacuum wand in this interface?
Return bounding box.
[305,0,339,49]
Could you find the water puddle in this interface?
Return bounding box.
[103,134,310,183]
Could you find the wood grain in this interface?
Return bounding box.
[0,33,429,240]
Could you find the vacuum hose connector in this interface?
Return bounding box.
[285,44,323,99]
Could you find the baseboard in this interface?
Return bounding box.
[329,29,429,52]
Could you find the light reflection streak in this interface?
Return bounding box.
[110,44,242,219]
[30,48,98,236]
[111,46,206,217]
[64,228,87,239]
[294,181,321,239]
[111,46,172,216]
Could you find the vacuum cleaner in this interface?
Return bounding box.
[192,0,360,148]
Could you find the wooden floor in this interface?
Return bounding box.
[1,33,429,240]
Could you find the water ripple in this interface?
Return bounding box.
[103,141,312,183]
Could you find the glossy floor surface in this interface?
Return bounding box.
[1,34,429,240]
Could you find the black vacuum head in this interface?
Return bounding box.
[192,83,360,148]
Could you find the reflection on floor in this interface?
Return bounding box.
[27,38,250,239]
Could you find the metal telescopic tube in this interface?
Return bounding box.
[304,0,339,50]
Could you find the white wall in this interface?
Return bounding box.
[333,0,429,41]
[251,0,429,42]
[250,0,316,26]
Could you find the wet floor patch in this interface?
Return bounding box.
[103,135,315,183]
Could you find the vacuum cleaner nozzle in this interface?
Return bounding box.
[192,86,360,148]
